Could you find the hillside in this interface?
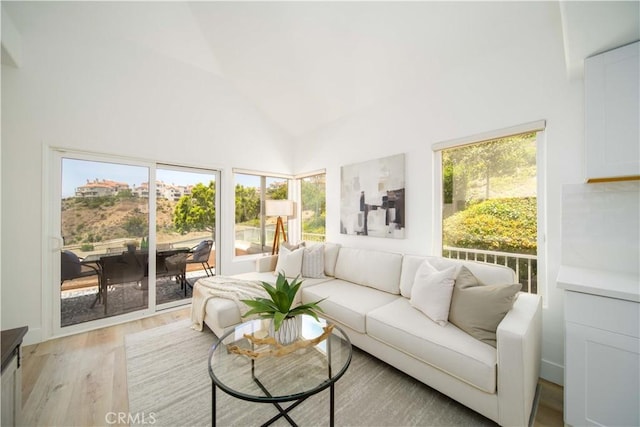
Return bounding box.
[61,196,177,246]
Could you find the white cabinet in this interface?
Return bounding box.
[1,327,27,427]
[1,356,21,426]
[563,289,640,427]
[584,41,640,182]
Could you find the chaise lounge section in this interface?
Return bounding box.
[194,243,542,426]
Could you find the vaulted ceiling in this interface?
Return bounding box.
[2,1,638,137]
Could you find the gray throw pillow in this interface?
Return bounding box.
[301,244,326,278]
[449,266,521,348]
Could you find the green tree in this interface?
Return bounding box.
[301,176,326,236]
[123,212,148,237]
[116,188,135,200]
[301,177,325,218]
[235,184,260,223]
[444,132,536,201]
[443,157,454,204]
[266,181,288,200]
[173,181,216,234]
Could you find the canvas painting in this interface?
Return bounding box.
[340,153,405,238]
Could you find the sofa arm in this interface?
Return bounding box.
[256,255,278,273]
[496,292,542,427]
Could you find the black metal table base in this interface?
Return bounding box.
[211,380,335,427]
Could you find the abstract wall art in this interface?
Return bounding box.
[340,153,405,239]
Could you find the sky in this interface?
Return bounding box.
[61,158,263,198]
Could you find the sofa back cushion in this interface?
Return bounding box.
[334,247,402,294]
[400,255,517,298]
[324,243,341,276]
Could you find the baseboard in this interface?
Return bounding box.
[22,327,42,346]
[540,358,564,386]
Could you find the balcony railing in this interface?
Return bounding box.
[443,246,538,294]
[301,232,326,242]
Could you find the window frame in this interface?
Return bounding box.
[233,169,293,258]
[46,147,221,339]
[232,168,327,258]
[432,121,547,299]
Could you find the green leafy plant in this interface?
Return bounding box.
[241,273,324,331]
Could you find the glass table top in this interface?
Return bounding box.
[208,315,352,403]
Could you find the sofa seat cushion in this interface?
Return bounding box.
[203,273,333,332]
[204,297,242,332]
[301,279,400,334]
[367,298,498,393]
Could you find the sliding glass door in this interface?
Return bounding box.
[55,152,219,331]
[59,157,151,327]
[155,166,217,309]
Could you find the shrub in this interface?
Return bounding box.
[123,213,147,237]
[443,197,537,254]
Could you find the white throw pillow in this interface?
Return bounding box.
[301,244,326,278]
[409,260,457,326]
[274,246,304,278]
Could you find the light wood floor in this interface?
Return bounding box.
[21,307,564,426]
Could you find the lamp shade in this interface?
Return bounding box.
[265,199,294,217]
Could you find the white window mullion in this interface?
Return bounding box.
[147,166,157,311]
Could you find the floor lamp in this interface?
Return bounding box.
[265,200,294,255]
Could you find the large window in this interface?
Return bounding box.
[437,129,542,294]
[233,170,327,256]
[234,172,288,256]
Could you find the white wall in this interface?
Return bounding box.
[293,4,582,385]
[1,11,292,344]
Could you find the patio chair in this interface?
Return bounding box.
[61,250,102,307]
[61,250,100,285]
[161,252,189,295]
[186,240,214,279]
[99,252,146,315]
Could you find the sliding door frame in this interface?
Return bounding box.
[44,146,221,339]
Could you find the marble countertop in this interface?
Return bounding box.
[557,265,640,303]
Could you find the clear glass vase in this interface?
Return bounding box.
[269,316,300,345]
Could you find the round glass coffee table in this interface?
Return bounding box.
[208,315,352,427]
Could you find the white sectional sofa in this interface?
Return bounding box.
[198,244,542,427]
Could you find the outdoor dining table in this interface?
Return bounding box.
[81,247,191,264]
[81,247,192,314]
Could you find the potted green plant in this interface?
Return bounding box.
[241,273,325,345]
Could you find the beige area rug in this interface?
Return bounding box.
[125,319,497,427]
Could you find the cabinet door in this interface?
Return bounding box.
[585,42,640,181]
[565,322,640,426]
[1,356,20,426]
